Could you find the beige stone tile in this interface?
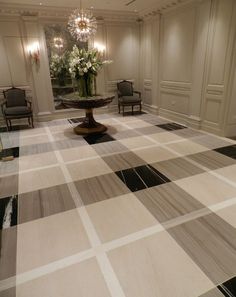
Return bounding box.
[126,120,152,129]
[60,146,98,162]
[151,157,205,181]
[86,193,157,242]
[20,127,46,137]
[67,158,112,181]
[51,129,79,141]
[168,213,236,284]
[120,136,154,150]
[0,175,18,199]
[17,209,90,273]
[19,151,58,171]
[175,173,236,206]
[49,124,72,133]
[16,258,111,297]
[108,231,214,297]
[167,140,207,156]
[216,204,236,228]
[134,146,176,164]
[18,166,66,194]
[200,288,225,297]
[20,134,50,147]
[214,164,236,183]
[149,131,183,144]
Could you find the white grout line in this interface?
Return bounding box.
[113,117,236,211]
[39,127,126,297]
[1,114,236,293]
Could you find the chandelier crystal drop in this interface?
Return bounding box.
[68,8,97,42]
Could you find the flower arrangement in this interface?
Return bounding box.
[69,45,112,97]
[50,52,70,86]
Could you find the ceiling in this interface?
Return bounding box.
[0,0,163,12]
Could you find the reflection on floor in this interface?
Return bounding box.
[1,112,236,297]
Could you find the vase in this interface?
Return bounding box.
[77,73,94,97]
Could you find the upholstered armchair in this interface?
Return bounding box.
[117,80,142,116]
[1,87,34,130]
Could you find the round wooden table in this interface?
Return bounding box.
[62,93,114,135]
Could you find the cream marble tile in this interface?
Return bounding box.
[67,158,112,181]
[175,173,236,206]
[19,151,58,171]
[120,136,154,150]
[16,258,111,297]
[108,231,214,297]
[126,120,152,129]
[149,131,183,143]
[214,164,236,183]
[215,204,236,228]
[134,145,176,164]
[86,193,157,242]
[18,166,66,194]
[60,145,98,162]
[17,209,90,273]
[20,127,46,138]
[51,129,79,141]
[20,134,50,147]
[167,140,208,156]
[49,124,72,133]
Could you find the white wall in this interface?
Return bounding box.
[0,13,140,120]
[141,0,236,136]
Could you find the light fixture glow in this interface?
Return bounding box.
[94,42,106,53]
[54,37,64,49]
[27,42,40,64]
[68,7,97,42]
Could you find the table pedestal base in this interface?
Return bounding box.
[73,108,107,135]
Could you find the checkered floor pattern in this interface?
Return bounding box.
[1,112,236,297]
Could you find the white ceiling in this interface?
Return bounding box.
[0,0,163,12]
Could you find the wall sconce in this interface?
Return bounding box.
[94,42,106,54]
[54,37,64,50]
[27,42,40,64]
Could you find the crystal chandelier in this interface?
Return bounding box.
[68,1,97,42]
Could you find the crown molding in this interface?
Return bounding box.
[140,0,196,18]
[0,3,139,22]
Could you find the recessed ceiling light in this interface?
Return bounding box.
[39,2,42,5]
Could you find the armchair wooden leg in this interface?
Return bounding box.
[140,103,142,113]
[31,115,34,128]
[28,117,31,127]
[132,105,134,115]
[5,119,9,131]
[123,105,124,116]
[118,104,120,114]
[9,120,12,131]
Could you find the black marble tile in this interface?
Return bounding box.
[116,164,170,192]
[135,165,170,187]
[0,127,8,133]
[116,168,146,192]
[0,196,18,230]
[218,276,236,296]
[214,145,236,160]
[68,117,85,123]
[157,122,186,131]
[0,147,19,159]
[84,133,115,145]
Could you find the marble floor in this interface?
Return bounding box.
[1,112,236,297]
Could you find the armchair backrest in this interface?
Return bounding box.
[3,87,26,107]
[117,80,133,96]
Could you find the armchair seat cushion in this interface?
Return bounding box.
[119,96,141,104]
[4,106,32,116]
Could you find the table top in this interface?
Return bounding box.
[60,93,115,109]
